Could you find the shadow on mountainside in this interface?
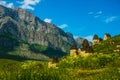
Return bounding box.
[0,33,29,61]
[0,54,29,61]
[29,44,67,58]
[0,33,20,54]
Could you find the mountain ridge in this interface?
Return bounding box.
[0,5,79,53]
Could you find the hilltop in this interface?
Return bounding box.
[93,34,120,54]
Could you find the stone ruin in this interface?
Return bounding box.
[70,39,93,57]
[93,33,111,45]
[93,34,101,45]
[104,33,111,40]
[48,57,59,68]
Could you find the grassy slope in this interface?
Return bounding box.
[0,53,120,80]
[0,59,19,69]
[93,35,120,53]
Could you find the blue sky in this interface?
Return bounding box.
[0,0,120,41]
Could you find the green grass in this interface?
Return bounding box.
[0,59,19,69]
[93,35,120,54]
[0,52,120,80]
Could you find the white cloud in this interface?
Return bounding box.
[88,12,94,15]
[6,3,14,8]
[96,11,102,14]
[0,1,14,8]
[88,11,103,18]
[105,16,117,23]
[73,36,79,39]
[88,11,102,15]
[94,11,102,18]
[44,18,52,23]
[58,24,68,29]
[84,35,93,42]
[94,15,101,18]
[17,0,41,10]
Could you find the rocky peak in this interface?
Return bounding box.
[0,5,17,20]
[75,37,84,48]
[14,8,35,22]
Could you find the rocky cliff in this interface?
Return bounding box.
[0,5,76,52]
[75,37,84,48]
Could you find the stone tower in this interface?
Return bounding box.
[93,34,99,45]
[104,33,111,40]
[70,45,78,57]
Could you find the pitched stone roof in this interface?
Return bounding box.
[104,33,111,37]
[93,34,99,40]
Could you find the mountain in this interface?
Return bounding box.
[75,37,92,48]
[75,37,84,48]
[0,5,77,54]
